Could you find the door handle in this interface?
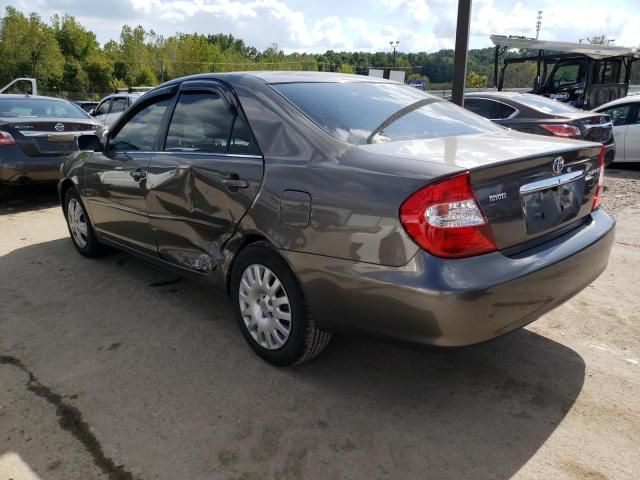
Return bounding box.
[222,176,249,190]
[130,169,147,181]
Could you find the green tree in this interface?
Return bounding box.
[84,53,114,93]
[0,7,64,89]
[466,71,488,88]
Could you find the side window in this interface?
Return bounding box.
[465,99,501,120]
[500,103,517,119]
[633,105,640,125]
[109,97,172,152]
[603,104,632,126]
[552,63,584,86]
[94,99,111,116]
[229,113,260,155]
[110,97,129,113]
[165,92,234,153]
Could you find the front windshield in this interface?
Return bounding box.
[516,94,581,114]
[0,98,88,119]
[272,82,501,145]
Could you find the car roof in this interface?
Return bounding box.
[0,94,73,102]
[103,92,145,99]
[161,71,402,86]
[594,95,640,110]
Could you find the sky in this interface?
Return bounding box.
[6,0,640,53]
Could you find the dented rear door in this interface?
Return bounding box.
[146,84,264,273]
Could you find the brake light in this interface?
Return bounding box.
[592,146,605,210]
[0,131,16,145]
[539,124,582,139]
[400,172,497,258]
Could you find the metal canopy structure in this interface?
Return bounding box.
[490,35,640,60]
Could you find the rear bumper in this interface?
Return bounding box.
[0,145,65,184]
[282,208,615,346]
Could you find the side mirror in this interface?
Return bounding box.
[77,134,103,152]
[88,108,96,116]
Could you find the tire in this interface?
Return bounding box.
[63,188,105,257]
[229,242,331,366]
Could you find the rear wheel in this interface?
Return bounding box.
[64,188,105,257]
[230,242,331,366]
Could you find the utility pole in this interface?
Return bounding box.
[451,0,472,106]
[389,41,399,69]
[536,11,543,39]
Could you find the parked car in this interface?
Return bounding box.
[462,91,616,165]
[593,95,640,163]
[90,89,149,127]
[0,94,102,186]
[59,72,614,366]
[72,100,99,113]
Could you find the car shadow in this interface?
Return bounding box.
[0,184,59,215]
[0,238,586,480]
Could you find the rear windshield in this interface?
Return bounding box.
[515,94,581,114]
[272,82,501,145]
[0,98,88,119]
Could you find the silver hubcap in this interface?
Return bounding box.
[239,264,292,350]
[67,198,88,248]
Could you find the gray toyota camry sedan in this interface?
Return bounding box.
[59,72,615,366]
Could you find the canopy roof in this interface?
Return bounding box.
[490,35,639,60]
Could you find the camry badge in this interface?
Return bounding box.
[54,123,65,132]
[552,157,564,175]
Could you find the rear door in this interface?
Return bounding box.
[83,88,176,253]
[147,80,264,272]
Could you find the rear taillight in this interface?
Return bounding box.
[400,172,497,259]
[539,124,582,139]
[0,131,16,145]
[592,146,605,210]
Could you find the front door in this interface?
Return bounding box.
[146,82,264,272]
[83,93,175,253]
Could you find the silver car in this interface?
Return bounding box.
[59,72,615,366]
[90,90,149,128]
[594,95,640,163]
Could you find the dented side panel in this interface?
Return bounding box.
[146,151,264,272]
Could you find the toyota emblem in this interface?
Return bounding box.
[54,123,64,132]
[552,157,565,175]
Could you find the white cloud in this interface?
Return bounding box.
[2,0,639,53]
[379,0,431,22]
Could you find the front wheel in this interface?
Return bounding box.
[230,242,331,366]
[64,188,105,257]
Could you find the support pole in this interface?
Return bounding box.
[451,0,472,106]
[493,46,499,88]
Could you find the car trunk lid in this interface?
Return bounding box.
[359,130,603,252]
[0,118,100,157]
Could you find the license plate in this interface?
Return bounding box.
[522,178,585,235]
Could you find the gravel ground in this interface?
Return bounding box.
[0,166,639,480]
